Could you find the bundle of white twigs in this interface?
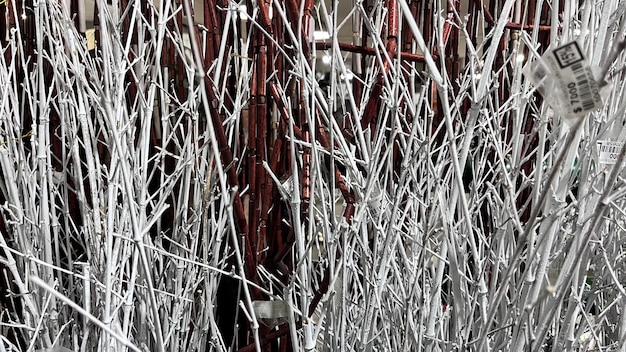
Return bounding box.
[1,0,626,351]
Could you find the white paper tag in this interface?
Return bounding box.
[252,300,290,328]
[597,140,624,164]
[525,41,603,120]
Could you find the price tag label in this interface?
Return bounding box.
[524,41,603,120]
[597,140,624,164]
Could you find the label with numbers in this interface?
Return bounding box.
[597,140,624,164]
[552,42,584,68]
[524,41,603,120]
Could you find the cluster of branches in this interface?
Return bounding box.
[1,0,626,351]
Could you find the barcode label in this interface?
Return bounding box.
[569,62,599,113]
[524,41,604,120]
[597,140,624,164]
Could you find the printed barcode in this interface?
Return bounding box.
[571,62,595,112]
[599,144,621,153]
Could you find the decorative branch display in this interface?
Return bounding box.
[1,0,626,351]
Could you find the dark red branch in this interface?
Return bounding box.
[315,42,429,63]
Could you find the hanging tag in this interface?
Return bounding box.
[596,140,624,164]
[252,300,290,329]
[524,41,604,121]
